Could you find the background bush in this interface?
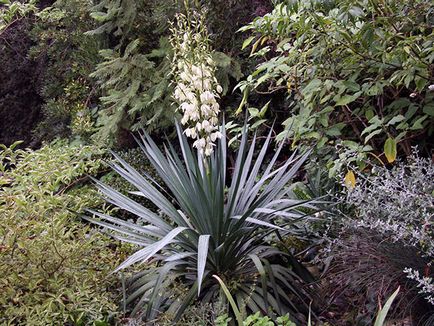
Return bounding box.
[0,2,45,147]
[320,154,434,325]
[0,141,127,325]
[30,0,102,143]
[238,0,434,174]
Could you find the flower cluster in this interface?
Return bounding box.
[404,268,434,305]
[170,12,222,156]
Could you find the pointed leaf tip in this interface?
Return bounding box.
[384,137,397,163]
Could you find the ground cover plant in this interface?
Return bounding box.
[0,141,126,325]
[320,154,434,325]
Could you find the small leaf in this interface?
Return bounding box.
[242,36,255,50]
[251,36,264,55]
[344,170,356,189]
[423,103,434,116]
[364,129,382,143]
[349,6,364,17]
[365,109,375,120]
[258,101,270,118]
[386,115,405,126]
[384,137,397,163]
[410,115,427,130]
[335,92,361,106]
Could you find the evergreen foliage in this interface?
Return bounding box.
[87,0,178,143]
[0,142,126,325]
[85,125,319,323]
[238,0,434,174]
[31,0,102,142]
[1,0,433,324]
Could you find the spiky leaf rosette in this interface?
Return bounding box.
[84,125,318,322]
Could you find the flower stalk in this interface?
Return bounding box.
[170,11,222,156]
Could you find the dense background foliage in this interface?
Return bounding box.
[1,0,433,325]
[0,0,264,147]
[238,0,434,174]
[0,142,127,325]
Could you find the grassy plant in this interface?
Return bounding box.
[321,230,433,325]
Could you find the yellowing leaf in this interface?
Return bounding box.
[344,170,356,189]
[287,80,292,93]
[251,36,264,55]
[384,137,397,163]
[260,36,269,46]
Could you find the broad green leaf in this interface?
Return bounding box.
[335,92,361,106]
[423,104,434,116]
[410,115,427,130]
[248,107,259,117]
[415,77,427,91]
[384,137,397,163]
[386,115,405,126]
[405,105,418,120]
[302,79,322,95]
[362,116,383,136]
[325,126,342,137]
[342,81,360,92]
[364,129,382,143]
[366,84,382,96]
[251,119,267,129]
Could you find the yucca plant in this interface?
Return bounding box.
[84,124,319,323]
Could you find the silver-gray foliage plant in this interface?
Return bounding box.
[346,151,434,304]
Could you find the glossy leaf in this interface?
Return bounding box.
[384,137,397,163]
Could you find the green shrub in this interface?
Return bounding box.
[0,141,125,325]
[0,1,37,32]
[215,311,296,326]
[238,0,434,174]
[87,0,244,144]
[86,0,178,143]
[30,0,102,143]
